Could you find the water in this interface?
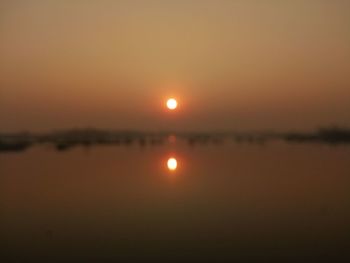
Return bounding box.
[1,141,350,262]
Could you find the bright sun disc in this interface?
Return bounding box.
[166,98,177,110]
[167,158,177,171]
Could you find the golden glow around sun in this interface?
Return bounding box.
[166,98,177,110]
[167,157,178,171]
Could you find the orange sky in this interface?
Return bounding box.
[1,0,350,132]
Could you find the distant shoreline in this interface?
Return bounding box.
[1,127,350,153]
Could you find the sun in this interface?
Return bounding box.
[166,98,178,110]
[167,157,178,171]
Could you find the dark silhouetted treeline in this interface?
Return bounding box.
[0,126,349,153]
[284,127,350,144]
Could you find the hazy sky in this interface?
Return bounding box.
[1,0,350,132]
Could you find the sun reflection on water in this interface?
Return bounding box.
[167,157,177,171]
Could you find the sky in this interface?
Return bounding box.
[1,0,350,132]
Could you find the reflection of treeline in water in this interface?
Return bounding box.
[0,127,349,153]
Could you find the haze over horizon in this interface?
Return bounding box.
[1,0,350,132]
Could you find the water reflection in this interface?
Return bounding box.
[1,143,350,262]
[167,157,178,171]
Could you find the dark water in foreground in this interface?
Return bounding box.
[1,141,350,262]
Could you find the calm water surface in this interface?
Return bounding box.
[1,141,350,262]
